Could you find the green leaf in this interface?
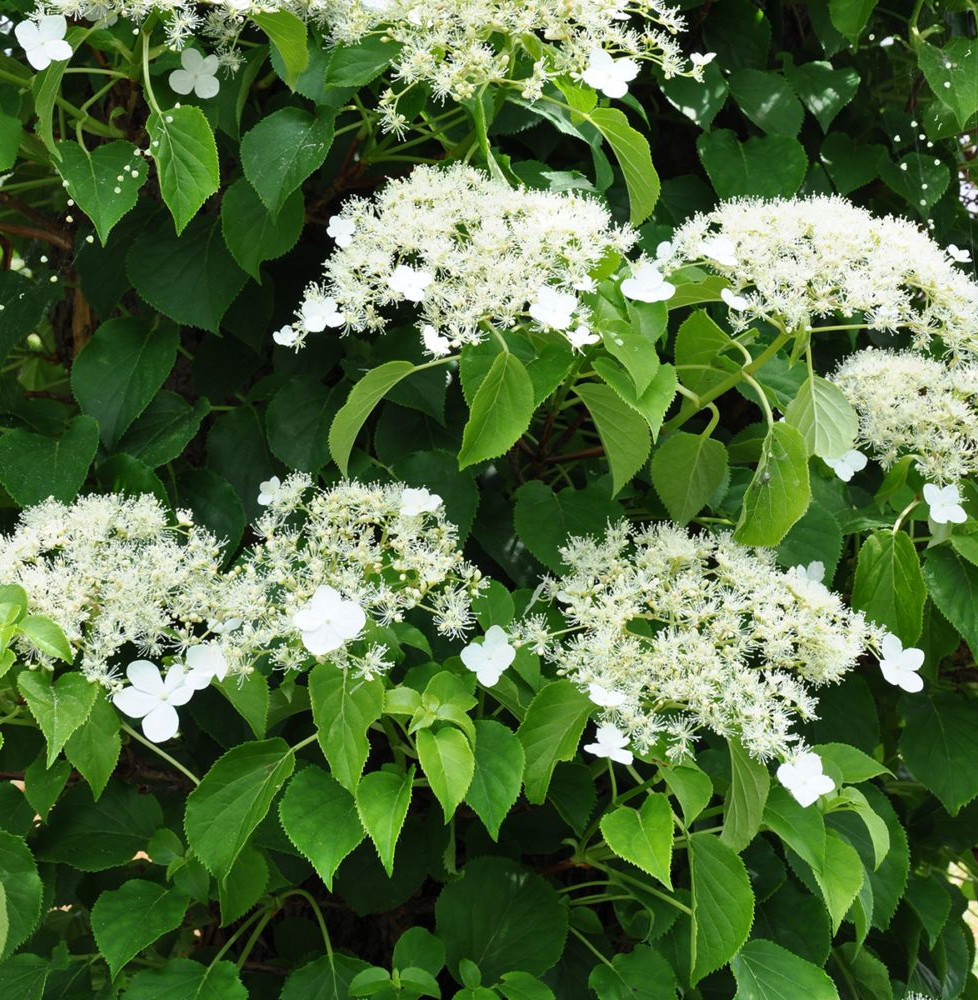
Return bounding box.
[588,945,677,1000]
[922,545,978,657]
[435,857,568,982]
[814,743,889,785]
[575,382,651,496]
[831,787,890,870]
[721,740,770,852]
[127,214,248,334]
[309,664,385,792]
[0,953,49,999]
[698,130,807,198]
[600,792,673,887]
[660,61,728,128]
[0,415,99,507]
[217,672,269,739]
[689,833,754,983]
[651,432,729,525]
[117,391,211,469]
[458,352,535,470]
[23,753,70,820]
[220,179,304,281]
[218,845,268,925]
[124,959,247,999]
[588,107,659,224]
[777,502,843,582]
[811,831,864,933]
[901,692,978,814]
[465,719,525,840]
[19,615,72,662]
[329,361,416,476]
[147,106,220,234]
[731,938,839,999]
[783,375,858,460]
[417,727,475,822]
[819,132,885,194]
[517,680,593,804]
[0,832,42,962]
[905,874,951,947]
[280,954,370,1000]
[392,449,480,541]
[55,140,147,244]
[762,786,826,872]
[660,763,714,825]
[828,0,877,41]
[64,695,121,800]
[881,152,950,218]
[241,107,335,216]
[71,316,179,448]
[734,423,811,547]
[91,880,189,978]
[729,69,804,135]
[512,481,622,572]
[0,112,23,172]
[32,48,74,157]
[184,738,295,878]
[355,766,414,877]
[594,358,677,439]
[17,671,95,767]
[325,35,399,87]
[34,781,162,871]
[251,10,308,88]
[851,531,926,645]
[784,59,859,131]
[918,39,978,129]
[0,270,59,367]
[279,767,364,890]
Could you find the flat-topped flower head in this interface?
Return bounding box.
[833,349,978,484]
[113,660,194,743]
[293,585,367,656]
[15,16,72,71]
[295,163,634,352]
[923,483,967,524]
[584,723,634,765]
[460,625,515,686]
[877,632,924,693]
[511,521,875,762]
[777,751,834,807]
[663,195,978,361]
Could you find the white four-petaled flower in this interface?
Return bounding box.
[566,325,600,351]
[620,262,675,303]
[824,449,868,483]
[272,325,300,347]
[182,642,229,690]
[301,297,344,331]
[15,16,72,71]
[400,486,442,517]
[168,47,221,99]
[257,476,282,506]
[583,723,634,765]
[588,682,626,708]
[422,324,451,356]
[529,286,578,330]
[112,660,193,743]
[789,561,825,585]
[327,215,356,248]
[923,483,967,525]
[947,244,972,264]
[721,287,749,311]
[293,585,367,655]
[776,751,834,807]
[878,632,924,693]
[581,48,639,99]
[690,52,717,69]
[698,236,738,267]
[460,625,515,687]
[388,264,434,303]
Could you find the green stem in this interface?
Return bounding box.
[210,905,271,966]
[121,722,201,785]
[568,926,615,969]
[140,31,163,117]
[236,909,276,969]
[278,889,334,961]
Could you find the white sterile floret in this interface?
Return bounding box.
[15,16,72,71]
[790,561,825,585]
[0,494,223,687]
[620,261,675,303]
[295,163,634,352]
[584,723,634,765]
[567,325,600,351]
[529,286,578,330]
[721,287,749,311]
[515,522,875,763]
[327,215,356,248]
[460,625,515,686]
[832,349,978,484]
[663,196,978,360]
[824,449,868,483]
[581,48,639,98]
[776,751,835,807]
[301,296,344,332]
[168,46,221,99]
[947,244,972,264]
[210,476,484,678]
[273,325,300,347]
[923,483,967,524]
[877,632,925,693]
[257,476,283,506]
[113,660,194,743]
[181,642,229,690]
[293,585,367,656]
[400,487,443,517]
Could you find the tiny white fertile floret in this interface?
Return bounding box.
[460,625,515,686]
[776,751,834,807]
[583,723,634,765]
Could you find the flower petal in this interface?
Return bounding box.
[142,703,180,743]
[127,659,164,694]
[168,69,195,95]
[301,622,343,655]
[37,15,67,41]
[194,74,220,100]
[113,686,158,719]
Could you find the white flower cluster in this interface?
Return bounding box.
[317,0,694,103]
[288,163,635,353]
[512,521,876,763]
[0,494,223,686]
[832,348,978,485]
[210,475,485,678]
[663,196,978,361]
